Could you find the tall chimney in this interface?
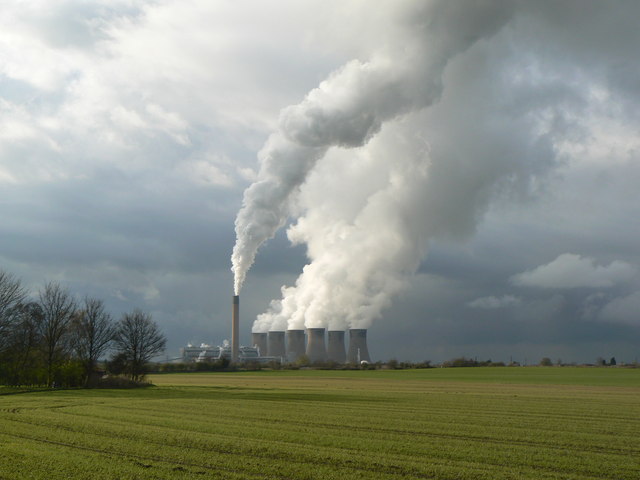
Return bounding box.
[347,328,371,363]
[286,329,306,362]
[306,328,327,363]
[232,295,239,362]
[267,331,286,358]
[251,332,268,356]
[327,330,346,363]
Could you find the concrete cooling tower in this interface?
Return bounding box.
[306,328,327,363]
[286,329,306,362]
[327,330,346,363]
[267,331,286,358]
[251,332,268,356]
[347,329,371,363]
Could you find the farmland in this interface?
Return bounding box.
[1,367,639,479]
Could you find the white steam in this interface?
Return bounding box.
[253,127,432,332]
[231,0,606,334]
[232,0,514,295]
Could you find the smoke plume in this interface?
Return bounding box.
[233,0,608,333]
[232,0,514,296]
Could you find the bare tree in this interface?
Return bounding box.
[38,282,76,387]
[1,302,43,386]
[0,270,27,352]
[72,297,116,386]
[113,309,166,381]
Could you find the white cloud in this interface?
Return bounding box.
[511,253,636,289]
[467,295,522,309]
[178,159,233,187]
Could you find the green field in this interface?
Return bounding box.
[1,367,639,479]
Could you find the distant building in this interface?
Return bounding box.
[180,340,279,364]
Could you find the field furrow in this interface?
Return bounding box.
[1,367,638,479]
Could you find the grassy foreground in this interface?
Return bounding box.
[1,367,639,479]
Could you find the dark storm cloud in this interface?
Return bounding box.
[1,1,639,361]
[3,187,238,277]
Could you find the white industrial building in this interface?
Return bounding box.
[180,341,278,364]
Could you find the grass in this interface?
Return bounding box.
[152,365,640,386]
[1,367,639,479]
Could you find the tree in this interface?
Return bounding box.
[610,357,617,366]
[539,357,553,366]
[295,354,310,367]
[0,302,43,386]
[113,309,166,381]
[71,297,116,386]
[0,270,27,353]
[38,282,77,387]
[106,352,129,376]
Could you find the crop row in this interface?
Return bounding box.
[0,372,639,479]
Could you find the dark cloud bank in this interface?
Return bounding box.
[1,1,639,363]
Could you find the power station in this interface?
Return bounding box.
[254,327,370,364]
[286,329,306,362]
[267,330,286,357]
[347,328,371,363]
[327,330,347,363]
[306,328,328,362]
[183,295,372,364]
[251,332,268,356]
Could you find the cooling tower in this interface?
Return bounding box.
[232,295,239,362]
[251,332,268,356]
[306,328,327,363]
[327,330,347,363]
[286,329,306,362]
[267,331,286,358]
[347,328,371,363]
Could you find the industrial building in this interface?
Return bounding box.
[258,327,371,364]
[268,327,371,364]
[180,342,277,364]
[181,295,372,365]
[182,295,372,365]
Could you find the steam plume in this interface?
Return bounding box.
[232,0,514,295]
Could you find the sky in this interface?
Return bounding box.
[1,0,640,364]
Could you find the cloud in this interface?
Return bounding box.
[467,295,522,309]
[511,253,636,289]
[599,291,640,326]
[1,1,640,363]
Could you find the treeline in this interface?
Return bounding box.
[441,357,506,367]
[0,270,166,387]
